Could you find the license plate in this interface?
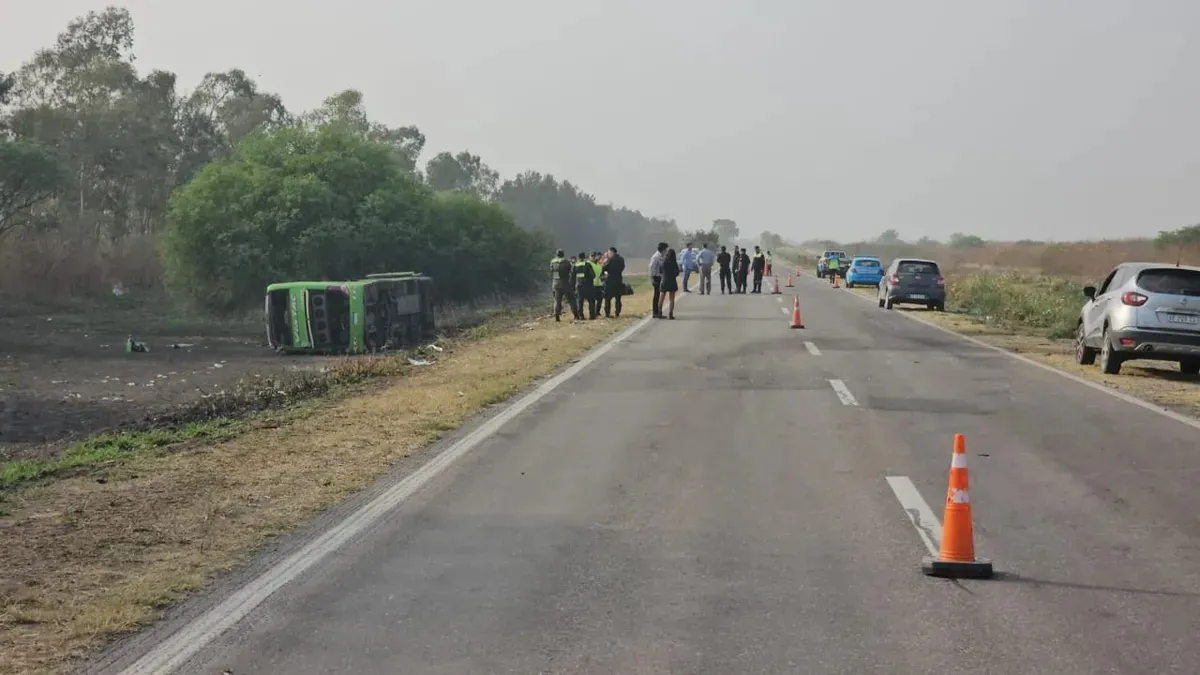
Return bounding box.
[909,294,926,300]
[1166,313,1199,325]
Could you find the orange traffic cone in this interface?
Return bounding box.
[789,296,805,329]
[831,274,839,288]
[922,434,994,579]
[786,274,794,287]
[771,276,782,294]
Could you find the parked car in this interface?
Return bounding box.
[1075,262,1200,375]
[845,256,884,288]
[878,258,945,310]
[816,250,848,279]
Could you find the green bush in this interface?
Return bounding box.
[162,124,549,311]
[949,272,1084,338]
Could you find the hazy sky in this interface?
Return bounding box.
[4,0,1200,243]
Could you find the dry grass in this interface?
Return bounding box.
[840,282,1200,418]
[0,290,650,675]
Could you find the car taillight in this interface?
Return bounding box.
[936,275,945,287]
[1121,291,1148,306]
[889,274,900,285]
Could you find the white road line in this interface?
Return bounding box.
[117,311,663,675]
[776,296,783,302]
[780,306,790,315]
[804,341,821,356]
[885,476,943,557]
[822,276,1200,433]
[828,379,859,406]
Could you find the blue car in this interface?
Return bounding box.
[845,256,884,288]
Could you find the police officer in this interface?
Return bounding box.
[574,251,595,321]
[549,249,576,322]
[602,246,626,317]
[751,246,766,293]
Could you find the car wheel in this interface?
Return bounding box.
[934,302,945,312]
[1098,326,1124,375]
[1074,322,1097,365]
[885,298,894,310]
[1181,360,1200,376]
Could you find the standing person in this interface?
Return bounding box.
[549,248,576,322]
[603,246,626,318]
[696,243,715,295]
[648,242,667,318]
[717,245,733,294]
[751,246,766,293]
[680,242,697,293]
[765,250,774,277]
[573,251,595,320]
[735,247,750,293]
[588,252,604,319]
[660,248,680,319]
[827,252,841,286]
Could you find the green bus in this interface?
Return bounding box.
[264,272,436,354]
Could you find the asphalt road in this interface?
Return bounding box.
[102,273,1200,675]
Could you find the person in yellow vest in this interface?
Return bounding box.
[751,246,766,293]
[574,252,596,321]
[827,253,841,285]
[587,251,604,319]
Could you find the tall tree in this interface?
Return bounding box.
[425,150,499,199]
[305,89,425,172]
[711,218,739,242]
[0,138,64,238]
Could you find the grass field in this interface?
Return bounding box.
[0,278,653,675]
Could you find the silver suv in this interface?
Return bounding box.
[1076,262,1200,375]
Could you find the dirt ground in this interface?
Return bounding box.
[0,292,515,463]
[0,294,328,463]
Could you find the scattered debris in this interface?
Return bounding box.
[407,357,435,367]
[171,343,196,350]
[125,336,149,353]
[426,343,444,353]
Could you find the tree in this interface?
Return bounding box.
[425,150,499,199]
[948,232,986,249]
[759,231,784,250]
[682,229,719,249]
[1155,224,1200,262]
[163,124,547,311]
[496,171,614,251]
[711,218,739,242]
[0,71,14,107]
[0,138,64,238]
[876,229,901,243]
[304,89,425,172]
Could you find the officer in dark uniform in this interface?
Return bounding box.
[573,251,595,321]
[550,249,576,322]
[602,246,626,318]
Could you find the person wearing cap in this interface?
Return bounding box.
[573,251,595,321]
[587,252,604,319]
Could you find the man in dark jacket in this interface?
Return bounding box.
[716,245,733,294]
[602,246,626,318]
[735,248,750,293]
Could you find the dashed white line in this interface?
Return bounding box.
[804,341,821,356]
[780,306,790,315]
[885,476,943,556]
[828,378,858,406]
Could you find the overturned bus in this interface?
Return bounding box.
[264,272,436,354]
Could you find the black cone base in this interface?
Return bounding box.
[922,556,994,579]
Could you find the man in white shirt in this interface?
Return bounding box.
[648,241,667,318]
[696,243,716,295]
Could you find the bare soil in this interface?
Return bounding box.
[0,294,326,463]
